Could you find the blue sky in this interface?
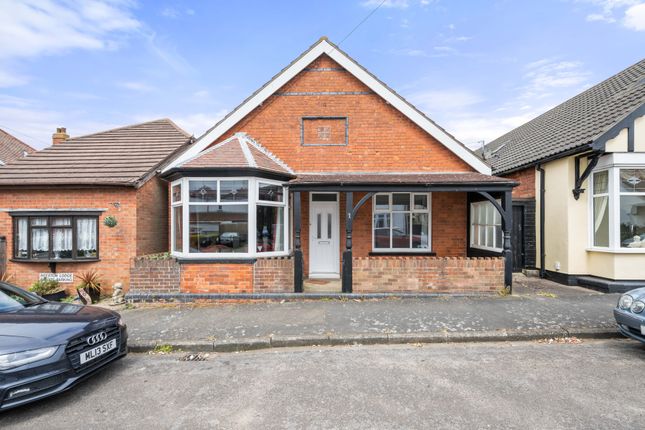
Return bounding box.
[0,0,643,150]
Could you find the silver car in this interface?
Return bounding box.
[614,288,645,343]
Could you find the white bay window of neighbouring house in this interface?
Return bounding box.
[373,193,430,251]
[470,201,502,252]
[591,167,645,250]
[171,178,289,257]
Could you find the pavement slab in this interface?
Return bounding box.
[118,276,623,351]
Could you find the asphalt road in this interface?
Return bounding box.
[1,339,643,429]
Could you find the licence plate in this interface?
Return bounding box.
[641,325,645,335]
[79,339,117,365]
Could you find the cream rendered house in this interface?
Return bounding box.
[484,59,645,293]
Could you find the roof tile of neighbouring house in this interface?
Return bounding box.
[0,129,35,165]
[0,119,192,187]
[290,172,515,186]
[484,58,645,174]
[178,133,295,177]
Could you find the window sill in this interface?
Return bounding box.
[470,245,503,253]
[369,251,436,256]
[10,258,100,263]
[586,248,645,254]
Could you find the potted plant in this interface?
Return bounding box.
[75,270,102,304]
[29,279,68,301]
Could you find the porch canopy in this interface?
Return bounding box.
[289,172,518,294]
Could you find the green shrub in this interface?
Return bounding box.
[29,279,62,295]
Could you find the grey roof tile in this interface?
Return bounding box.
[0,119,191,187]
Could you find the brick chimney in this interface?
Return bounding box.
[52,127,69,145]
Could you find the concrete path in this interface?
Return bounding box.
[117,275,624,352]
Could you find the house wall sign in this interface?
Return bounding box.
[39,273,74,283]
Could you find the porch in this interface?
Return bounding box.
[290,172,517,295]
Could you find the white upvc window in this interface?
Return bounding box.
[590,162,645,251]
[372,193,431,252]
[470,200,503,252]
[170,177,289,258]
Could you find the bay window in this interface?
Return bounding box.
[590,161,645,250]
[372,193,431,251]
[12,214,99,261]
[171,177,289,257]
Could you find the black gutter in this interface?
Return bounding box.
[537,164,546,278]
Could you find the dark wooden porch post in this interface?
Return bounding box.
[342,191,353,293]
[293,191,304,293]
[502,190,513,293]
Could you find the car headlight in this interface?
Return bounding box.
[0,346,59,371]
[631,300,645,314]
[117,317,126,327]
[619,294,634,310]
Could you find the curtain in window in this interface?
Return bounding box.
[53,229,72,252]
[77,218,97,256]
[31,228,48,256]
[16,218,28,257]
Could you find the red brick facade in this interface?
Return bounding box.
[0,181,170,293]
[209,56,472,173]
[506,167,536,199]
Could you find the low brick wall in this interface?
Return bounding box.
[352,256,504,293]
[253,257,293,293]
[129,256,293,294]
[130,256,181,293]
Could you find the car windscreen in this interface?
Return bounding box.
[0,285,44,312]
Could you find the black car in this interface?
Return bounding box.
[0,282,127,411]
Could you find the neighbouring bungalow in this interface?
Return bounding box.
[0,119,192,292]
[482,59,645,293]
[0,129,34,166]
[127,37,517,299]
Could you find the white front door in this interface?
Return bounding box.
[309,193,340,278]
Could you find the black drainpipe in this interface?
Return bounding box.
[537,164,546,278]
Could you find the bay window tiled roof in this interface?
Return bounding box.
[178,133,295,177]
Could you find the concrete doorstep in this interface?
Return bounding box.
[128,327,622,354]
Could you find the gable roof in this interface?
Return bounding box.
[164,37,490,175]
[484,59,645,174]
[0,119,192,188]
[0,129,34,165]
[177,132,294,177]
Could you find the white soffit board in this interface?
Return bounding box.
[165,39,491,175]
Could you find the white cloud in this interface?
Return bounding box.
[0,69,29,88]
[624,2,645,30]
[0,0,140,60]
[161,7,179,18]
[520,58,591,99]
[117,81,157,92]
[579,0,645,30]
[407,89,484,114]
[361,0,409,9]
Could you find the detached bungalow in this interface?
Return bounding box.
[128,38,516,299]
[0,119,192,291]
[483,59,645,293]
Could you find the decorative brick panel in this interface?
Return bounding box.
[352,256,504,293]
[253,257,293,292]
[130,256,180,293]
